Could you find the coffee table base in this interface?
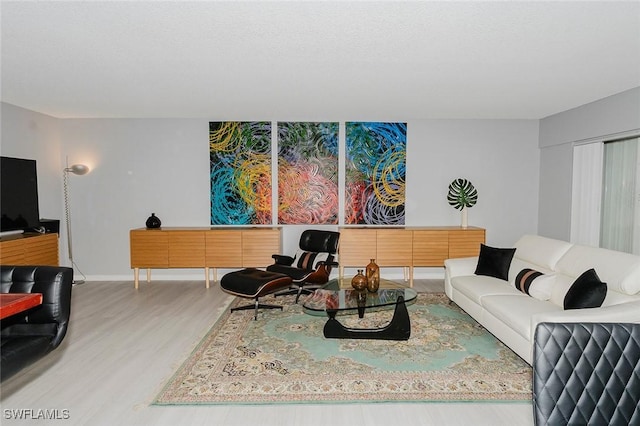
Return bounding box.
[323,296,411,341]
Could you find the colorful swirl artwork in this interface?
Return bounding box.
[209,121,272,225]
[277,122,339,224]
[345,122,407,225]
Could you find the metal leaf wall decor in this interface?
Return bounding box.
[447,178,478,210]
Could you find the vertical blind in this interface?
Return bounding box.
[600,137,639,254]
[571,143,603,246]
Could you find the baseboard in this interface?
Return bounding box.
[84,273,212,282]
[84,268,445,283]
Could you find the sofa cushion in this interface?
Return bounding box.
[549,274,577,307]
[513,235,573,271]
[481,295,561,340]
[514,269,556,301]
[564,268,607,310]
[474,244,516,281]
[0,335,52,382]
[602,290,640,306]
[451,275,523,305]
[556,244,640,296]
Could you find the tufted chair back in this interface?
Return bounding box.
[533,322,640,426]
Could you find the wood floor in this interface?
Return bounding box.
[0,279,534,426]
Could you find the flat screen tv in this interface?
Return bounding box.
[1,156,41,233]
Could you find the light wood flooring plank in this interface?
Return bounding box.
[0,279,533,426]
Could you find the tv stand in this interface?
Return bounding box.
[0,233,59,266]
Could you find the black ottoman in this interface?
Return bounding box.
[220,268,293,320]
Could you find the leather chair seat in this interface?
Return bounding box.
[265,264,314,281]
[221,268,292,298]
[220,268,293,320]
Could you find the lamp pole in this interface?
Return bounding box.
[63,163,89,285]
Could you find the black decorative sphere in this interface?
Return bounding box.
[146,213,161,229]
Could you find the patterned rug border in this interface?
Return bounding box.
[153,293,532,406]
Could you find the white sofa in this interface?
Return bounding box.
[444,234,640,365]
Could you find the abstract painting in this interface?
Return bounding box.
[209,121,272,225]
[345,122,407,225]
[277,122,339,224]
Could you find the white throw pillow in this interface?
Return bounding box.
[514,268,556,301]
[549,275,575,307]
[528,274,556,301]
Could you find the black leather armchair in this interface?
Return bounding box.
[266,229,340,303]
[1,265,73,382]
[532,322,640,426]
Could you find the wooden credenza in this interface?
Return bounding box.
[0,233,59,266]
[129,227,281,289]
[338,226,485,286]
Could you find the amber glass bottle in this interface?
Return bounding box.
[351,269,367,291]
[366,259,380,292]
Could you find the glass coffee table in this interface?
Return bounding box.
[302,278,417,340]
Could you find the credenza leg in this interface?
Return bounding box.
[205,267,210,289]
[146,268,151,283]
[401,266,415,287]
[134,268,139,289]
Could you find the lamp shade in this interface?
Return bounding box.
[65,164,89,175]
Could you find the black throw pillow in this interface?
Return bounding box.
[564,268,607,310]
[474,244,516,281]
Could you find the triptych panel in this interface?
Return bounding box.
[345,122,407,225]
[277,122,339,225]
[209,121,272,225]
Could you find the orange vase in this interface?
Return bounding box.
[366,259,380,293]
[351,270,367,291]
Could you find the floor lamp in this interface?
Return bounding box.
[63,163,89,285]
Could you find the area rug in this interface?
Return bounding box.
[154,293,531,405]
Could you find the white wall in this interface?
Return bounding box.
[60,118,210,278]
[537,143,573,241]
[2,103,541,280]
[0,103,63,227]
[540,88,640,148]
[406,120,539,245]
[538,87,640,240]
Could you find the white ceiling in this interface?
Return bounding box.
[1,1,639,120]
